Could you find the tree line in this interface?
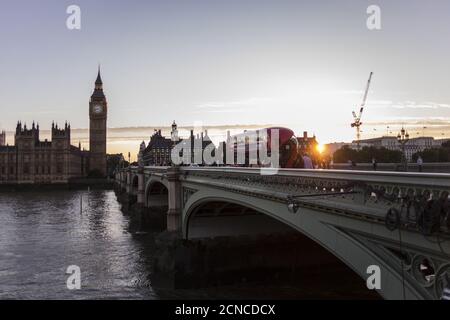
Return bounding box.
[333,146,402,163]
[412,141,450,163]
[333,141,450,163]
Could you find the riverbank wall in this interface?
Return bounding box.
[0,178,114,192]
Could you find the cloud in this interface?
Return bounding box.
[323,90,365,96]
[196,97,275,111]
[369,100,450,110]
[366,117,450,126]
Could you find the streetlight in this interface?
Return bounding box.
[397,127,410,171]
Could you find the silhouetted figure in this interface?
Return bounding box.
[372,158,377,171]
[417,156,423,172]
[302,154,314,169]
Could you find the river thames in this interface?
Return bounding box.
[0,189,377,300]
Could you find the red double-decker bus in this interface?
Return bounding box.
[226,127,300,168]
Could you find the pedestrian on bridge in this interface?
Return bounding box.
[417,156,424,172]
[372,158,378,171]
[302,153,314,169]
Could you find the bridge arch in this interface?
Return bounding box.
[130,175,139,195]
[182,188,421,300]
[184,197,294,239]
[144,176,169,210]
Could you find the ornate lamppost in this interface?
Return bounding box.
[397,127,410,171]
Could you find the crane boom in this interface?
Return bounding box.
[359,72,373,117]
[351,72,374,150]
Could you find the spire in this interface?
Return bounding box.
[92,65,106,99]
[95,64,103,85]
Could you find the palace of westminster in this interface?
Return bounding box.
[0,69,108,184]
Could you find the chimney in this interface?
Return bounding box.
[303,131,308,139]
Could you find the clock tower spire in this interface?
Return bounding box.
[89,66,107,176]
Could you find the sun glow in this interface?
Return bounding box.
[316,144,325,154]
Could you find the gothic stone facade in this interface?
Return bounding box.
[0,123,88,184]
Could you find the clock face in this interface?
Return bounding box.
[93,105,103,114]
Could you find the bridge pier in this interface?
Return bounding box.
[137,169,145,206]
[120,171,126,191]
[125,170,131,194]
[166,166,182,232]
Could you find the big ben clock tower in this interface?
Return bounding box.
[89,67,107,176]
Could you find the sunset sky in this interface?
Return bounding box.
[1,0,450,158]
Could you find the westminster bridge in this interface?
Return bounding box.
[115,166,450,300]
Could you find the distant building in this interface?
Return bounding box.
[0,122,88,184]
[143,130,173,166]
[175,130,215,165]
[142,121,216,166]
[0,130,5,146]
[171,120,179,142]
[352,136,444,161]
[435,138,450,146]
[297,131,318,156]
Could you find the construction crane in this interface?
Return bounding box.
[351,72,373,150]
